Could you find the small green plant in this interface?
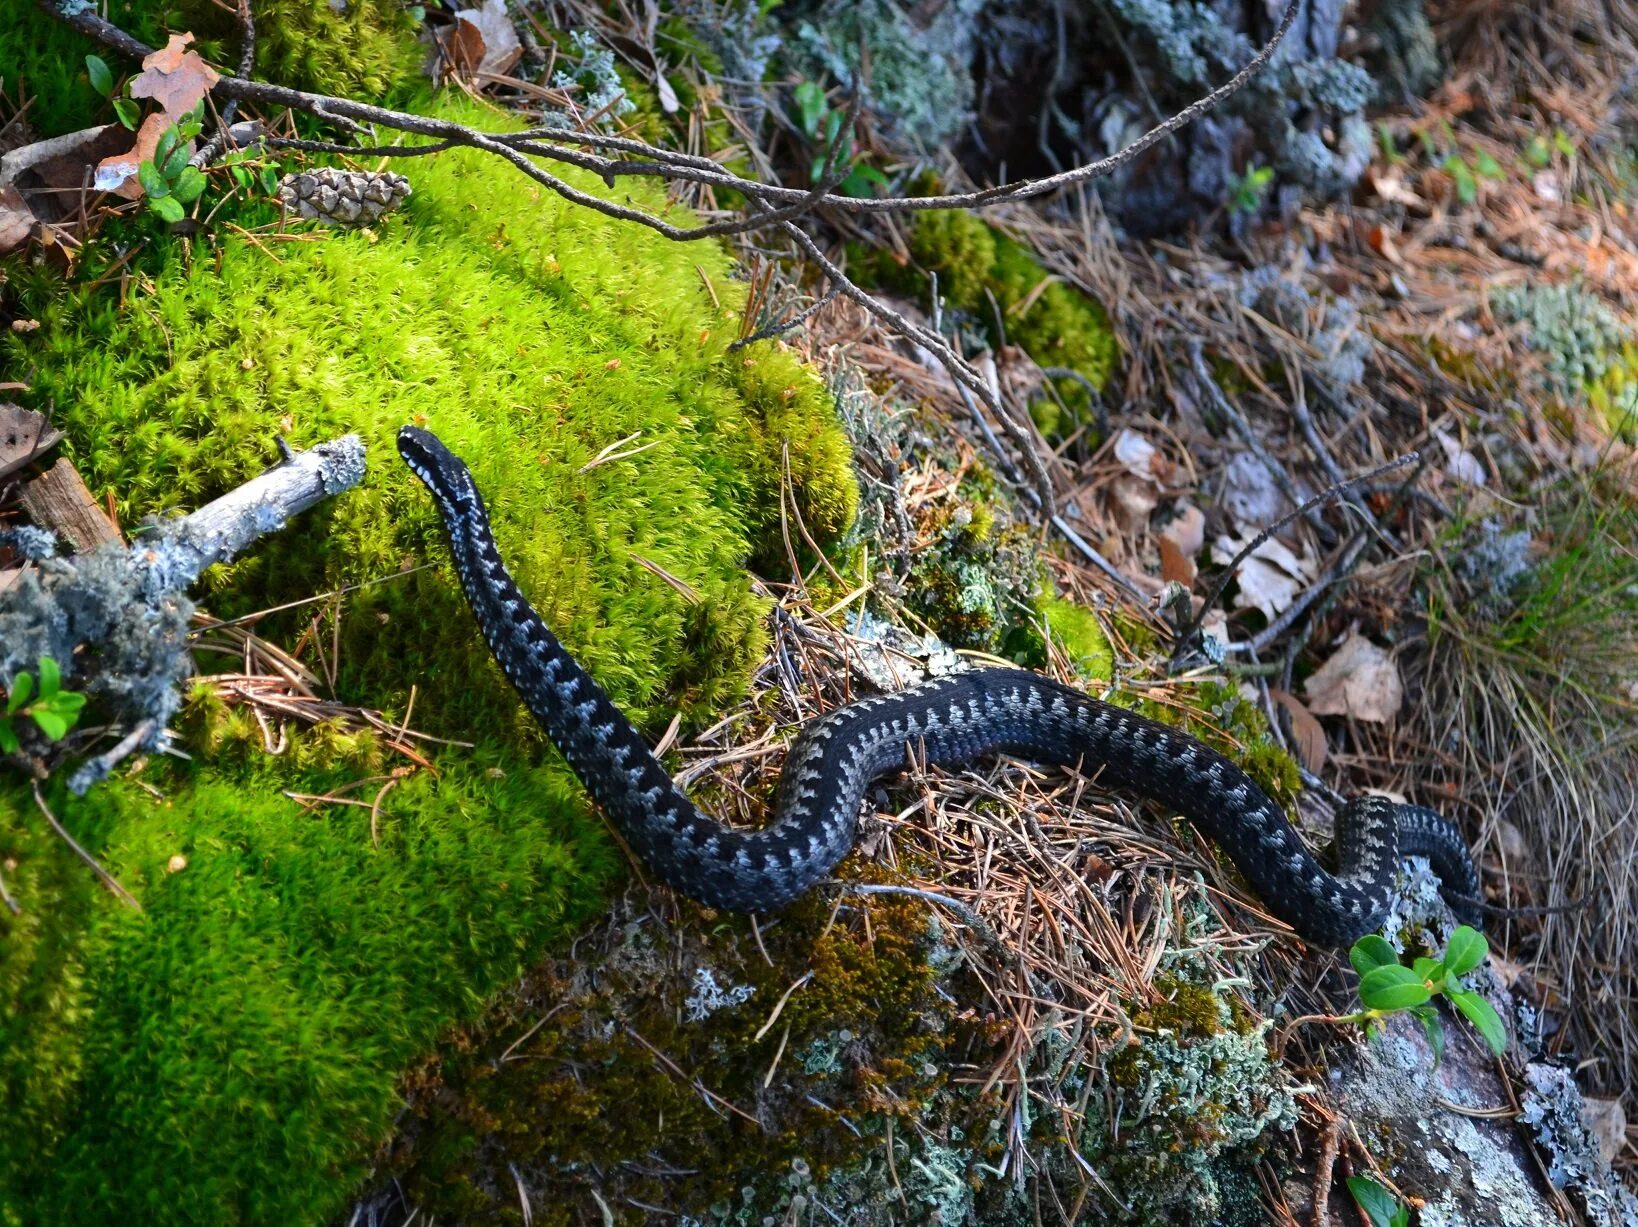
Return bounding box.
[1347,1175,1411,1227]
[221,148,283,199]
[1228,164,1274,214]
[1,658,88,754]
[1349,924,1506,1061]
[792,81,889,198]
[85,53,140,129]
[137,103,209,223]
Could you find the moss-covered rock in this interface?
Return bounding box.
[0,81,857,1226]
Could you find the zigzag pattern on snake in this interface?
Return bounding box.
[399,426,1481,947]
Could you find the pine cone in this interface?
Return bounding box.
[276,168,411,228]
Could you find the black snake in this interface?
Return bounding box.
[399,426,1481,947]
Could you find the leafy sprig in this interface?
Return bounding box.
[1348,925,1506,1060]
[1347,1175,1411,1227]
[1,658,88,754]
[137,104,210,224]
[791,82,889,199]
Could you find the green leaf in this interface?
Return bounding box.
[822,108,844,151]
[137,160,170,200]
[162,141,192,184]
[793,81,826,139]
[1443,925,1488,977]
[0,720,18,754]
[173,166,207,205]
[31,708,68,740]
[155,125,180,170]
[261,166,281,196]
[112,96,140,130]
[48,691,87,722]
[37,657,60,700]
[1448,989,1507,1056]
[840,163,888,198]
[1553,128,1576,157]
[1474,150,1504,180]
[150,194,186,223]
[86,54,114,97]
[6,671,34,715]
[1411,1003,1446,1068]
[1359,964,1433,1012]
[1346,1176,1403,1227]
[1445,156,1478,205]
[1411,956,1443,984]
[1349,934,1399,977]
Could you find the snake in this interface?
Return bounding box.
[398,425,1481,947]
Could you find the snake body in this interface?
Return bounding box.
[399,426,1480,947]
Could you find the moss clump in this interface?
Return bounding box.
[373,890,963,1223]
[1129,678,1301,807]
[0,749,617,1224]
[0,0,418,127]
[6,94,855,739]
[1089,958,1296,1221]
[173,0,422,99]
[1490,280,1638,440]
[865,208,1120,434]
[1004,590,1116,679]
[1,86,858,1224]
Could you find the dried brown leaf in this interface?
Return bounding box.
[93,112,169,199]
[1157,503,1204,584]
[438,0,523,83]
[129,33,221,122]
[1209,533,1317,620]
[1303,632,1403,722]
[0,403,65,482]
[1269,688,1327,773]
[0,186,34,255]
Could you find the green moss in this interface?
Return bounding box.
[0,88,858,1223]
[0,750,616,1223]
[7,94,855,738]
[1129,679,1301,807]
[173,0,422,99]
[1011,591,1115,680]
[865,208,1120,434]
[377,890,960,1223]
[0,0,417,127]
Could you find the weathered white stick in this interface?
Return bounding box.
[131,434,366,594]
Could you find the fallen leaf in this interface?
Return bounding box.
[0,186,34,255]
[1158,535,1195,585]
[1109,474,1159,534]
[1435,428,1487,487]
[1157,502,1205,585]
[1367,167,1423,208]
[1113,428,1160,482]
[94,112,169,199]
[1304,632,1403,722]
[0,403,64,482]
[439,0,523,82]
[1210,533,1318,620]
[1581,1097,1627,1168]
[1157,503,1204,586]
[1368,222,1405,266]
[1270,688,1327,772]
[1219,450,1288,530]
[129,33,220,122]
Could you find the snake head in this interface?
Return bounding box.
[398,425,480,512]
